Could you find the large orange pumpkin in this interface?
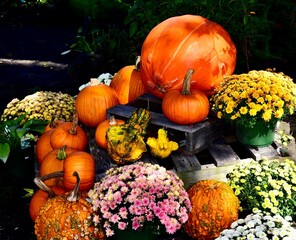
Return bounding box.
[110,57,147,104]
[184,179,240,240]
[35,129,54,164]
[140,14,237,99]
[162,69,210,125]
[75,79,119,127]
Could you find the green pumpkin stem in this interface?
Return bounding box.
[67,171,80,202]
[56,145,67,160]
[181,69,195,95]
[33,171,64,198]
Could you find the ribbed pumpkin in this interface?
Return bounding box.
[75,78,119,127]
[110,57,147,104]
[95,115,125,149]
[34,172,105,240]
[35,129,54,164]
[162,69,210,125]
[50,112,88,151]
[140,14,237,99]
[63,151,95,191]
[184,179,240,240]
[39,146,77,187]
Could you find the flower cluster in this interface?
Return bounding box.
[226,158,296,219]
[88,162,192,237]
[215,209,296,240]
[210,70,296,128]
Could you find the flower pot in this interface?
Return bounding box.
[235,121,277,147]
[115,228,156,240]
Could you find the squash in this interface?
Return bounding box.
[110,56,147,104]
[75,78,119,127]
[162,69,210,125]
[34,172,105,240]
[50,112,88,150]
[146,128,178,159]
[184,179,240,240]
[95,115,125,149]
[106,108,151,164]
[140,14,237,99]
[43,117,64,133]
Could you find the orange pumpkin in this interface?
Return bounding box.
[184,179,240,240]
[39,146,77,187]
[29,185,65,221]
[43,117,64,133]
[140,14,237,99]
[75,79,119,127]
[95,116,125,149]
[110,57,147,104]
[34,172,105,240]
[162,69,210,125]
[63,151,95,191]
[35,129,54,164]
[50,112,88,150]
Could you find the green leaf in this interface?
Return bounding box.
[23,188,35,198]
[0,143,10,164]
[23,119,48,134]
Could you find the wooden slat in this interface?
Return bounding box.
[208,143,241,167]
[170,152,201,172]
[244,144,280,160]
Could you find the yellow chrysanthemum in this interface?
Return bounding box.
[239,107,248,115]
[262,109,272,121]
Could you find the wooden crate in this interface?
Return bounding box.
[107,93,223,154]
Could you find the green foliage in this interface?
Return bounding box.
[0,115,48,164]
[68,0,296,79]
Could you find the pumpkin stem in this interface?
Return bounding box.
[135,56,141,71]
[109,115,117,125]
[56,145,67,160]
[33,171,64,198]
[181,69,195,95]
[67,171,81,202]
[69,111,78,135]
[49,115,58,128]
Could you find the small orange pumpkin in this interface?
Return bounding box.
[184,179,240,240]
[63,151,95,191]
[43,117,64,133]
[35,129,54,164]
[95,115,125,149]
[75,78,119,127]
[162,69,210,125]
[50,112,88,150]
[39,146,77,187]
[110,56,147,104]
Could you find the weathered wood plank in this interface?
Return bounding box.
[170,152,201,172]
[244,144,280,160]
[208,143,241,167]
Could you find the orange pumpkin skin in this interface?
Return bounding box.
[43,119,64,133]
[63,151,95,191]
[95,116,125,149]
[39,147,77,187]
[140,15,237,99]
[50,121,88,150]
[184,179,240,240]
[35,129,54,164]
[29,186,65,221]
[75,83,119,127]
[110,65,147,104]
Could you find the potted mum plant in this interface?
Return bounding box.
[210,69,296,147]
[226,158,296,220]
[88,162,192,240]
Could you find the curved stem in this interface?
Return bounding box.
[135,56,141,71]
[181,69,195,95]
[33,171,64,198]
[67,171,81,202]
